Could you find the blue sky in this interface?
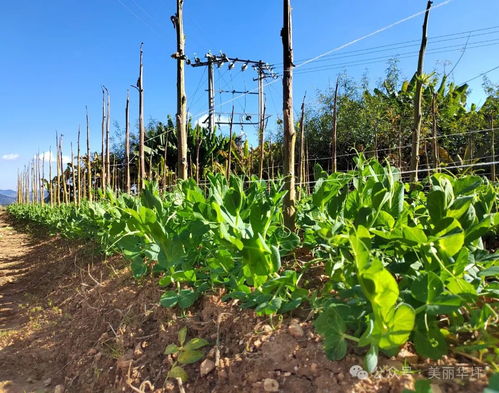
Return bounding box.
[1,0,498,190]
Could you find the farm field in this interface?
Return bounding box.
[1,1,498,393]
[2,159,499,393]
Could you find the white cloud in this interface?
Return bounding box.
[34,152,70,164]
[2,153,19,160]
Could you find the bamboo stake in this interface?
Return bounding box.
[137,43,146,189]
[41,151,45,205]
[86,106,92,202]
[226,106,235,179]
[101,87,107,191]
[60,135,68,203]
[71,142,75,203]
[331,78,339,172]
[77,126,81,205]
[125,90,131,193]
[49,147,53,206]
[56,133,61,205]
[409,0,432,182]
[106,91,111,188]
[298,95,306,194]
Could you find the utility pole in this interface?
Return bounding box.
[409,0,432,182]
[331,77,339,172]
[208,55,215,135]
[172,1,188,180]
[125,90,131,193]
[282,0,296,231]
[86,106,92,202]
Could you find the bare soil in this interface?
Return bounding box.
[0,209,491,393]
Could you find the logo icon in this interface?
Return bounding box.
[349,365,369,380]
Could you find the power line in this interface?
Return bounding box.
[293,40,499,75]
[273,25,499,66]
[463,64,499,83]
[191,0,455,120]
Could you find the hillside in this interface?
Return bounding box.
[0,192,15,206]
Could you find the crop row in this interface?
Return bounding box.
[8,156,499,372]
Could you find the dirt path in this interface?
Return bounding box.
[0,210,49,392]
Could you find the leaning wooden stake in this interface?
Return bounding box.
[173,0,188,180]
[409,0,432,182]
[282,0,297,231]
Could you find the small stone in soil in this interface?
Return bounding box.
[200,359,215,377]
[288,323,304,338]
[263,378,279,392]
[54,385,65,393]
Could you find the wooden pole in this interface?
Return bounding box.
[56,133,60,205]
[226,106,235,179]
[491,117,496,181]
[331,78,339,172]
[282,0,297,231]
[125,90,131,193]
[137,43,146,189]
[77,125,82,205]
[106,91,111,189]
[86,106,92,202]
[298,94,306,195]
[71,142,75,202]
[258,67,265,179]
[409,0,432,182]
[49,147,53,206]
[431,93,439,172]
[173,0,188,180]
[41,151,45,205]
[60,136,68,203]
[101,87,107,191]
